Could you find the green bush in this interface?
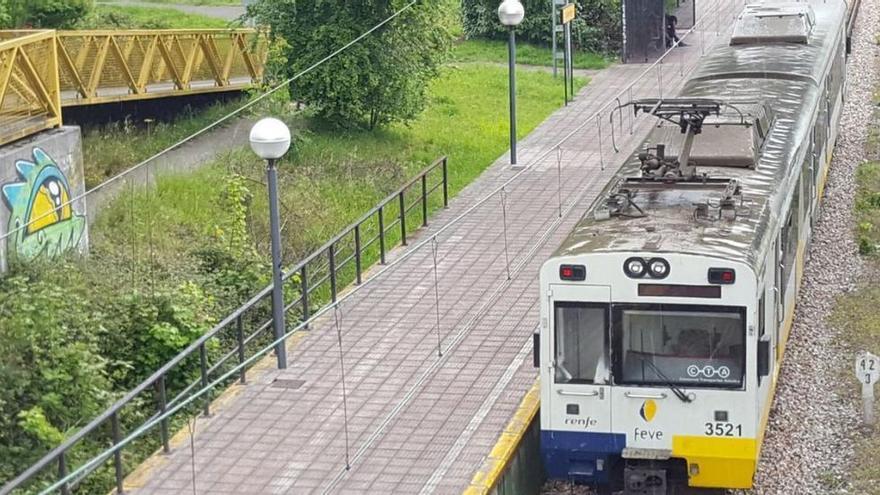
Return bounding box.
[0,3,12,28]
[248,0,453,129]
[0,261,112,484]
[7,0,93,28]
[461,0,622,54]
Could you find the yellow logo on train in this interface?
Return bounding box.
[639,399,657,422]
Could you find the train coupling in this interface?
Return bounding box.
[623,466,667,495]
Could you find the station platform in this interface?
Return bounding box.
[125,14,731,495]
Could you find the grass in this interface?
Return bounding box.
[452,39,611,70]
[80,97,246,188]
[88,65,589,262]
[80,5,231,29]
[831,281,880,494]
[855,162,880,256]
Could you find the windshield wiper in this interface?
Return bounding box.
[639,357,693,403]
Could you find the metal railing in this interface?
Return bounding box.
[0,30,62,146]
[2,0,748,492]
[0,156,448,495]
[0,28,266,146]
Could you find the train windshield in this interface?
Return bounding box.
[554,302,610,384]
[611,304,746,388]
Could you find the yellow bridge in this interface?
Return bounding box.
[0,28,268,146]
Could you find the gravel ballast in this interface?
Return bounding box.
[540,1,880,493]
[740,0,880,493]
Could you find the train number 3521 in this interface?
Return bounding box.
[704,422,743,437]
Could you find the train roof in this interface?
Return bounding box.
[553,0,848,272]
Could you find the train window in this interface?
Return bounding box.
[611,304,746,388]
[553,302,609,384]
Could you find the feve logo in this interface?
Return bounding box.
[639,399,657,422]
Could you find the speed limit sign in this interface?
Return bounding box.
[855,352,880,385]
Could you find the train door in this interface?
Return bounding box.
[547,285,613,434]
[773,235,787,360]
[809,132,819,224]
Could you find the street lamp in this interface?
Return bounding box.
[498,0,524,168]
[249,117,291,369]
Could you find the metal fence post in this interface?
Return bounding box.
[329,243,337,301]
[236,316,246,384]
[431,237,443,357]
[300,265,310,324]
[111,413,124,494]
[354,225,362,284]
[556,147,563,218]
[421,174,428,227]
[333,306,352,470]
[399,191,407,246]
[628,87,634,135]
[58,452,70,495]
[500,189,512,281]
[158,375,170,453]
[442,158,449,208]
[378,206,386,264]
[199,344,210,417]
[657,63,663,99]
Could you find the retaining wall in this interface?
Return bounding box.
[0,126,88,272]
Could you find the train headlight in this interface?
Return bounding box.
[624,257,647,278]
[647,258,670,279]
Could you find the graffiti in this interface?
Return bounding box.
[1,148,85,262]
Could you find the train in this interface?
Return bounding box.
[535,0,848,492]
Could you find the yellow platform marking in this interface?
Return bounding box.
[463,381,540,495]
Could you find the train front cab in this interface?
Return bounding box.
[538,253,773,491]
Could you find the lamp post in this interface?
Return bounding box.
[498,0,524,168]
[249,117,291,369]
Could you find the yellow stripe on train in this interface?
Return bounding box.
[671,436,757,489]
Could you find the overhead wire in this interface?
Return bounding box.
[0,0,420,247]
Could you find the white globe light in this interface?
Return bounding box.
[498,0,525,27]
[249,117,291,160]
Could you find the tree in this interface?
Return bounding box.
[5,0,93,29]
[249,0,452,130]
[461,0,622,54]
[0,3,11,29]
